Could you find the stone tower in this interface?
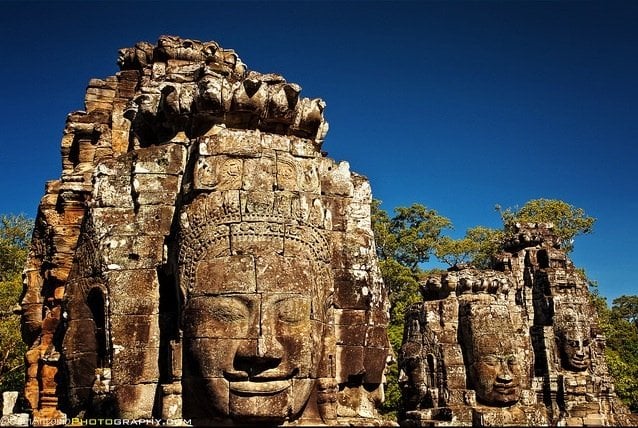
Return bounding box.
[19,36,391,426]
[398,223,635,426]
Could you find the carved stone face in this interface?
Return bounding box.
[555,308,592,372]
[182,251,327,422]
[470,351,522,406]
[460,303,527,407]
[559,331,591,372]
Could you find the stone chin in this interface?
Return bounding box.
[565,357,590,372]
[190,369,316,421]
[226,378,315,422]
[486,384,521,406]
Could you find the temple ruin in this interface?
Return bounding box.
[398,223,636,426]
[14,35,636,427]
[18,36,390,426]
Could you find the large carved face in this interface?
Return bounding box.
[470,346,522,406]
[181,250,329,422]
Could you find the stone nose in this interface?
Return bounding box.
[496,372,513,383]
[233,334,284,377]
[496,363,513,383]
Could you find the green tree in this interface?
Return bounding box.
[0,214,31,281]
[497,198,595,253]
[611,295,638,329]
[0,214,32,393]
[435,226,503,268]
[371,201,451,338]
[372,200,452,270]
[590,292,638,412]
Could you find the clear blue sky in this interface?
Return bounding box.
[1,1,636,302]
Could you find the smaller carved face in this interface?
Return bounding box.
[560,332,591,372]
[555,308,592,372]
[399,350,425,388]
[471,353,522,406]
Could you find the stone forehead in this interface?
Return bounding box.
[178,219,329,259]
[178,217,331,294]
[462,302,515,322]
[554,310,591,336]
[553,301,592,325]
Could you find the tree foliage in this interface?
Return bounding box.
[611,295,638,329]
[497,198,595,253]
[372,200,452,270]
[0,214,32,282]
[590,292,638,412]
[0,214,32,393]
[435,226,503,268]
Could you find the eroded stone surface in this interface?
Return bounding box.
[20,36,390,426]
[399,223,636,426]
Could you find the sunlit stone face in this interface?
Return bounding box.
[461,303,527,407]
[556,308,592,372]
[470,349,522,406]
[560,332,591,372]
[182,251,327,422]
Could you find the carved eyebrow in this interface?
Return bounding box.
[274,297,310,323]
[206,295,253,321]
[205,294,257,310]
[479,354,517,362]
[272,294,306,304]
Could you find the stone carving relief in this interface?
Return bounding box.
[19,36,389,426]
[459,302,527,407]
[554,304,592,372]
[399,224,636,426]
[177,208,333,423]
[17,33,634,427]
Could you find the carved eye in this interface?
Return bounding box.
[481,356,499,366]
[568,340,580,348]
[276,298,308,323]
[507,356,518,367]
[209,298,249,322]
[582,339,590,347]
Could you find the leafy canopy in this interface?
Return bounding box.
[0,214,32,393]
[435,226,503,268]
[612,295,638,329]
[372,200,452,270]
[497,198,595,253]
[590,292,638,412]
[0,214,32,282]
